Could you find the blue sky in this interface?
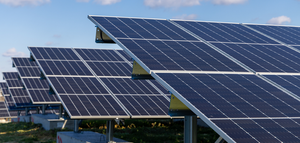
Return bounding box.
[0,0,299,81]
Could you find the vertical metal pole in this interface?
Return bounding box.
[36,107,39,114]
[106,120,115,142]
[17,110,20,116]
[184,116,197,143]
[59,105,63,118]
[42,104,46,115]
[25,108,29,116]
[74,120,79,133]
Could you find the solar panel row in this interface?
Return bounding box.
[29,47,171,119]
[12,58,60,104]
[88,15,300,142]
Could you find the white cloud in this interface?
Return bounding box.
[212,0,247,5]
[267,16,291,25]
[173,14,198,20]
[0,0,50,7]
[94,0,121,5]
[53,34,61,38]
[76,0,89,2]
[144,0,200,8]
[2,48,27,57]
[45,42,53,46]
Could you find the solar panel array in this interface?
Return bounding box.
[2,72,35,107]
[29,47,171,119]
[0,101,10,118]
[89,15,300,142]
[12,58,60,104]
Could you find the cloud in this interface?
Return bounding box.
[173,14,198,20]
[0,0,50,7]
[144,0,200,9]
[53,34,61,38]
[267,16,291,25]
[94,0,121,5]
[45,42,53,46]
[212,0,247,5]
[76,0,89,2]
[2,48,27,57]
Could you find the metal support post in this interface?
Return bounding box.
[106,120,115,142]
[74,120,79,133]
[25,108,29,116]
[17,111,20,116]
[215,136,226,143]
[184,116,197,143]
[42,104,47,115]
[36,107,39,114]
[59,105,63,118]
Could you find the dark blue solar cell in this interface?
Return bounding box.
[118,18,157,39]
[253,119,300,142]
[43,61,61,75]
[60,61,77,75]
[123,95,148,115]
[68,95,90,116]
[36,48,50,59]
[86,95,109,116]
[73,78,92,94]
[60,95,80,116]
[247,24,300,45]
[133,96,157,115]
[117,50,132,61]
[77,96,99,115]
[93,17,128,38]
[58,48,80,60]
[147,19,197,41]
[95,95,118,115]
[64,77,83,94]
[104,95,127,115]
[53,61,69,75]
[51,48,66,60]
[116,95,139,115]
[29,47,43,59]
[44,48,59,60]
[140,96,167,115]
[105,17,143,39]
[84,78,109,94]
[118,39,166,70]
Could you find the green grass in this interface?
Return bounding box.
[0,119,219,143]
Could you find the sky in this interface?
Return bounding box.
[0,0,299,81]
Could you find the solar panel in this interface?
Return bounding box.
[0,101,10,118]
[245,24,300,45]
[173,20,279,44]
[211,43,300,73]
[0,82,10,96]
[3,72,38,108]
[89,15,300,142]
[12,58,60,104]
[29,47,170,119]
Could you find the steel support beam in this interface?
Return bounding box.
[36,107,39,114]
[25,108,29,116]
[74,120,79,133]
[59,105,63,118]
[42,104,47,115]
[215,136,226,143]
[184,116,197,143]
[106,120,115,142]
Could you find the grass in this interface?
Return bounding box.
[0,119,219,143]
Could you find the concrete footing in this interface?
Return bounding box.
[31,114,74,130]
[11,116,31,122]
[57,131,131,143]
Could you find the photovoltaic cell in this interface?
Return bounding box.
[173,20,279,44]
[0,101,10,118]
[212,43,300,73]
[246,24,300,45]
